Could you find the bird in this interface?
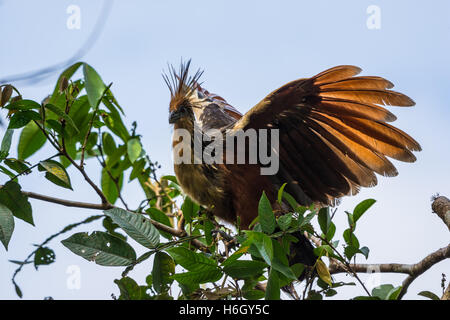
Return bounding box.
[165,60,421,279]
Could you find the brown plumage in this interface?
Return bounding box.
[166,61,421,271]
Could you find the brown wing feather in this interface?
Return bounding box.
[228,65,421,207]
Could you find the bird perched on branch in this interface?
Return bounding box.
[165,60,421,273]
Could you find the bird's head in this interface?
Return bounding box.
[164,60,242,129]
[163,60,205,126]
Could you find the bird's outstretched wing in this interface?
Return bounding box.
[228,65,421,206]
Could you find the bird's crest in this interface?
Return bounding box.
[163,59,203,112]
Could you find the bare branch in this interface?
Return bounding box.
[431,196,450,230]
[2,184,208,252]
[329,244,449,275]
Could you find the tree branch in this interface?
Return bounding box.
[329,244,450,276]
[431,195,450,230]
[328,194,450,298]
[2,185,208,251]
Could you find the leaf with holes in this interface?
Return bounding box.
[104,207,160,249]
[34,246,56,269]
[61,231,136,266]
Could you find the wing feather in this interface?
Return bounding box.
[227,65,420,206]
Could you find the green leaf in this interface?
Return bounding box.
[68,95,91,140]
[243,290,265,300]
[14,283,23,298]
[223,260,267,279]
[0,165,16,179]
[166,247,218,272]
[276,213,292,231]
[49,62,83,104]
[258,192,276,234]
[245,231,273,265]
[343,228,360,249]
[271,239,297,280]
[353,199,376,223]
[147,207,173,240]
[102,132,116,156]
[418,290,440,300]
[83,63,106,108]
[44,104,79,133]
[0,181,33,225]
[318,207,331,235]
[61,231,136,266]
[277,183,287,205]
[127,138,142,164]
[0,129,14,159]
[281,189,298,211]
[130,158,146,181]
[17,121,46,160]
[372,284,402,300]
[60,138,77,168]
[315,260,332,286]
[152,252,175,294]
[181,196,199,224]
[102,216,126,241]
[307,290,323,300]
[105,144,126,169]
[291,263,305,279]
[114,277,150,300]
[265,269,280,300]
[34,246,56,269]
[8,110,41,129]
[387,286,403,300]
[344,245,359,260]
[325,222,336,241]
[171,269,222,285]
[101,167,123,204]
[4,99,40,111]
[4,159,30,174]
[0,203,14,250]
[38,160,73,190]
[102,100,130,142]
[104,207,160,249]
[359,246,370,259]
[161,175,179,185]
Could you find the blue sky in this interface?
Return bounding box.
[0,0,449,299]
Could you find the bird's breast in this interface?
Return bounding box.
[174,162,225,209]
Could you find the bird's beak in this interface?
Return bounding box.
[169,110,182,124]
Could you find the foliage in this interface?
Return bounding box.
[0,63,437,300]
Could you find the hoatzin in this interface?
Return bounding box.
[165,61,421,278]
